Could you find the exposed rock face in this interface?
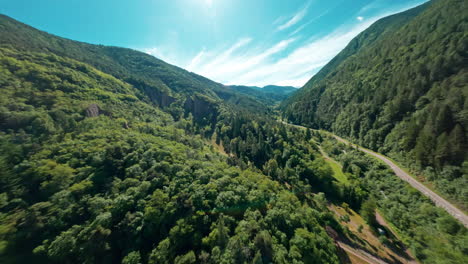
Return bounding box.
[126,78,176,108]
[142,86,176,107]
[184,96,218,124]
[85,104,100,117]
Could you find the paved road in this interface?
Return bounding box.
[281,121,468,228]
[330,133,468,228]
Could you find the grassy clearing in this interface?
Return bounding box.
[326,159,349,184]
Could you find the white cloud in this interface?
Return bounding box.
[196,38,252,72]
[289,7,333,37]
[273,0,312,31]
[187,49,206,71]
[357,16,364,21]
[186,14,385,87]
[277,6,308,31]
[193,38,295,82]
[253,21,376,85]
[273,16,286,25]
[142,2,428,87]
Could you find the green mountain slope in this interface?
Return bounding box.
[1,8,467,264]
[0,14,340,264]
[0,14,270,121]
[282,0,468,206]
[0,14,351,264]
[0,46,343,264]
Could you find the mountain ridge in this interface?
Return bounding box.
[228,85,297,106]
[0,14,272,120]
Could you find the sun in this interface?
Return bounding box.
[205,0,213,6]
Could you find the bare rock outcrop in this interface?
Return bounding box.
[85,104,101,117]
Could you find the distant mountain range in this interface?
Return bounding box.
[228,85,297,105]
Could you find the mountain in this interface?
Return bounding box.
[0,14,271,123]
[1,4,467,264]
[282,0,467,207]
[228,85,297,105]
[0,14,344,264]
[262,85,297,95]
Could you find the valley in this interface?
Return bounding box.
[0,0,467,263]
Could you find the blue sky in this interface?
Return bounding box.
[1,0,427,87]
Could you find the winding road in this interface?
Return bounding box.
[283,121,468,228]
[330,133,468,228]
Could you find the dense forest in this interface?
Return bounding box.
[0,0,467,263]
[0,46,345,263]
[0,15,358,263]
[282,0,468,208]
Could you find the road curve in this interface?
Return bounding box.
[281,121,468,228]
[330,133,468,228]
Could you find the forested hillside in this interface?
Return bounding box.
[0,46,345,263]
[229,85,297,106]
[282,0,467,207]
[0,14,356,264]
[0,14,270,122]
[0,2,467,263]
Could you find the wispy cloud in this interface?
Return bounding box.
[273,16,286,25]
[276,1,315,31]
[232,20,378,87]
[142,1,428,87]
[187,48,206,71]
[184,16,380,87]
[289,6,334,37]
[142,31,181,66]
[191,38,295,83]
[277,8,308,31]
[195,38,252,73]
[143,46,184,67]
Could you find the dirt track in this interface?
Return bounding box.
[338,242,388,264]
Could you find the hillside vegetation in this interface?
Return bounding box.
[0,15,357,264]
[0,14,270,122]
[0,0,467,262]
[282,0,468,207]
[0,46,346,264]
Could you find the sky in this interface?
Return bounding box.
[1,0,428,87]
